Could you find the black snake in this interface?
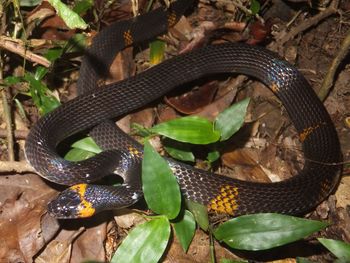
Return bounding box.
[25,0,342,219]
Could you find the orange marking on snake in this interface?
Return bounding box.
[70,184,96,217]
[128,146,142,157]
[270,82,280,93]
[209,185,239,215]
[167,11,178,27]
[123,30,134,46]
[299,123,325,142]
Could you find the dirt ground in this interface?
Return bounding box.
[0,0,349,262]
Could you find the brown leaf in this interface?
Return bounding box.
[0,174,58,262]
[246,20,272,45]
[165,81,219,114]
[164,229,241,262]
[222,148,271,183]
[105,47,135,85]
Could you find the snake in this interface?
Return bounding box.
[25,0,342,219]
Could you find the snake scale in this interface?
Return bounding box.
[25,0,342,219]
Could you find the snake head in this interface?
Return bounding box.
[47,184,96,219]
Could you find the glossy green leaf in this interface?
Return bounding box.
[71,137,102,154]
[150,40,165,65]
[215,98,250,141]
[214,213,328,250]
[64,148,96,161]
[173,210,196,252]
[151,116,220,144]
[163,139,195,162]
[112,217,170,263]
[318,238,350,261]
[185,200,209,231]
[164,145,195,162]
[142,141,181,219]
[47,0,87,29]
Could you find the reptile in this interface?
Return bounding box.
[25,0,342,219]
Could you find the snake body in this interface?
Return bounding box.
[25,0,342,219]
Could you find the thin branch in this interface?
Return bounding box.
[1,87,15,161]
[276,0,339,46]
[0,161,35,173]
[0,10,15,162]
[0,128,28,139]
[319,27,350,100]
[0,36,51,67]
[226,0,264,24]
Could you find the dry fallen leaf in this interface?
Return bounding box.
[0,173,58,262]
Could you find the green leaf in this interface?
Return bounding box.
[14,98,27,121]
[250,0,260,15]
[142,141,181,219]
[185,199,209,231]
[207,150,220,163]
[163,139,195,162]
[34,66,49,81]
[112,217,170,263]
[73,0,93,15]
[214,213,328,250]
[39,93,61,114]
[64,148,96,161]
[150,40,166,65]
[4,76,22,86]
[215,98,250,141]
[64,33,87,53]
[71,137,102,154]
[24,73,61,115]
[45,47,64,62]
[151,116,220,144]
[318,238,350,261]
[131,123,154,137]
[173,210,196,252]
[47,0,87,29]
[34,48,64,80]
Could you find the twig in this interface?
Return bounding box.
[0,36,51,67]
[0,87,15,161]
[226,0,264,23]
[0,11,15,162]
[276,0,339,46]
[0,161,35,173]
[0,128,28,139]
[319,27,350,101]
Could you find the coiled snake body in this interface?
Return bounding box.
[25,0,342,219]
